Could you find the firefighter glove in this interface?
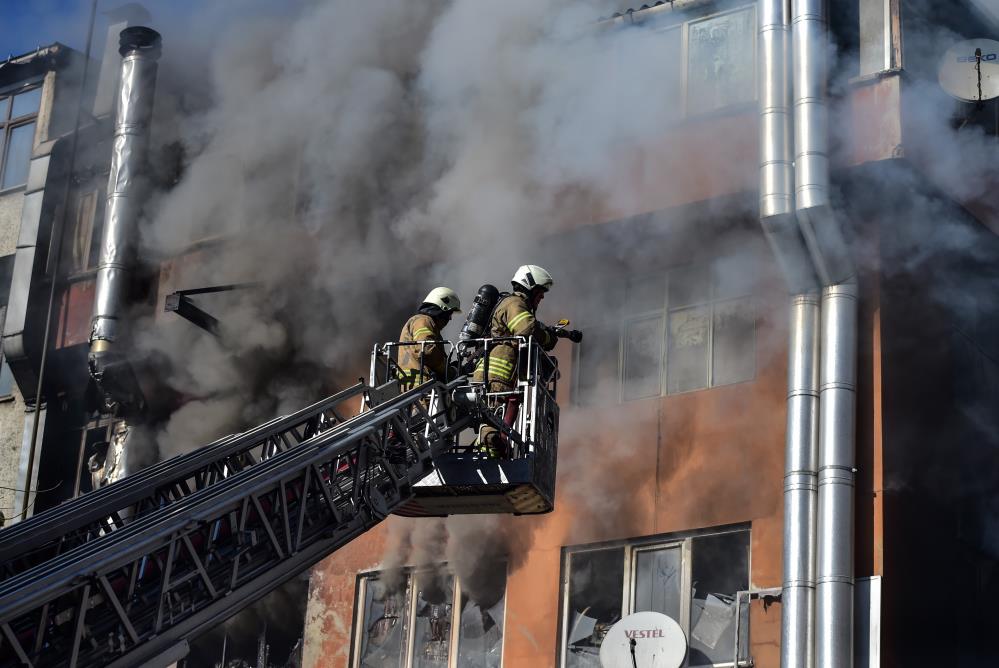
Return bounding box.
[556,328,583,343]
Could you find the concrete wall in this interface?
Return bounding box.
[0,67,57,524]
[0,166,29,525]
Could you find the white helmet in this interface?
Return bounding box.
[423,287,462,313]
[511,265,554,292]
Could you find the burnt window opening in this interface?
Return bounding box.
[60,186,104,276]
[574,262,756,405]
[352,567,507,668]
[0,82,42,191]
[559,528,751,668]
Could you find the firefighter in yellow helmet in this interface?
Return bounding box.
[397,287,462,390]
[473,265,580,456]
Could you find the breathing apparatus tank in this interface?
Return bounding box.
[459,284,500,341]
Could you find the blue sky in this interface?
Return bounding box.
[0,0,210,59]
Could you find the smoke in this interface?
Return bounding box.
[108,0,999,652]
[116,0,716,603]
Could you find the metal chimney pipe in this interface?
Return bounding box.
[89,26,161,369]
[791,0,852,285]
[781,292,819,668]
[815,281,857,668]
[759,0,816,293]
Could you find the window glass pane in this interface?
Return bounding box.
[668,306,710,393]
[2,122,35,189]
[712,298,755,387]
[0,97,9,120]
[356,574,411,668]
[412,572,454,667]
[566,548,624,667]
[11,87,42,119]
[456,586,505,668]
[623,316,663,401]
[575,323,620,406]
[633,546,682,622]
[688,531,751,667]
[625,274,664,315]
[668,266,710,307]
[687,7,756,116]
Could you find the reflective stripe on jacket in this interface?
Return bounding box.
[398,313,445,384]
[472,292,556,387]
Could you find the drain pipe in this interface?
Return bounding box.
[89,26,161,397]
[791,1,858,667]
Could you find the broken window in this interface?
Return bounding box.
[356,574,411,668]
[689,531,751,667]
[565,547,625,667]
[560,528,751,668]
[352,567,506,668]
[412,573,454,667]
[456,586,505,668]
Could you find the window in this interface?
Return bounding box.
[624,3,757,120]
[60,187,103,274]
[560,528,750,668]
[574,263,755,404]
[352,568,506,668]
[0,84,42,191]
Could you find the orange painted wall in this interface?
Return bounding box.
[303,268,794,667]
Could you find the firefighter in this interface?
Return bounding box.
[397,287,462,390]
[473,264,581,456]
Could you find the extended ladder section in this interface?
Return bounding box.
[0,339,559,668]
[0,379,470,668]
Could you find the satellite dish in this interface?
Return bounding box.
[599,611,687,668]
[938,38,999,102]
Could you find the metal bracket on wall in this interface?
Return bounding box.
[163,283,257,337]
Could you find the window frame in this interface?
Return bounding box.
[573,264,757,406]
[627,2,758,122]
[351,566,509,668]
[557,525,752,668]
[0,80,43,194]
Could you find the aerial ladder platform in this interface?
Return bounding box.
[0,338,559,668]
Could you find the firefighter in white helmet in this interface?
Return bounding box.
[473,265,581,456]
[398,287,462,390]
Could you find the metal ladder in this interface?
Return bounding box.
[0,377,469,668]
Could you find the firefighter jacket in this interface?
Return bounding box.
[398,313,446,388]
[472,292,557,388]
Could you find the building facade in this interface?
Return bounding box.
[0,1,996,667]
[301,1,999,667]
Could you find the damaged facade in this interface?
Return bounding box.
[302,1,999,667]
[0,1,996,667]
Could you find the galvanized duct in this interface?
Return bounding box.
[780,292,819,668]
[791,0,852,285]
[758,0,817,293]
[815,281,857,668]
[89,27,161,394]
